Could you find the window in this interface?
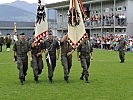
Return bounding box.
[105,8,109,12]
[111,8,113,11]
[96,11,98,13]
[123,6,126,11]
[117,7,122,11]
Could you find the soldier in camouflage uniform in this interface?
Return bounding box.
[60,34,75,83]
[77,35,91,83]
[118,35,127,63]
[13,33,29,85]
[29,39,44,83]
[43,30,60,83]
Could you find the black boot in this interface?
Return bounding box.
[64,77,69,83]
[49,77,53,83]
[34,77,39,83]
[85,77,89,83]
[80,74,84,80]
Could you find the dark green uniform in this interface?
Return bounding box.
[43,39,60,81]
[118,38,126,63]
[30,42,44,82]
[60,40,73,82]
[77,40,91,83]
[13,40,29,83]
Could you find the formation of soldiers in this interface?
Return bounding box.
[13,30,95,85]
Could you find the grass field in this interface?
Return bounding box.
[0,46,133,100]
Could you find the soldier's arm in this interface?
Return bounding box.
[77,45,81,61]
[13,42,17,62]
[67,45,76,56]
[60,34,68,43]
[56,41,60,60]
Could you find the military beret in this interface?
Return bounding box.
[48,30,53,35]
[20,32,25,35]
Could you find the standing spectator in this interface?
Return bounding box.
[43,30,60,83]
[118,35,127,63]
[77,34,91,83]
[0,33,4,52]
[13,32,30,85]
[60,34,75,83]
[5,33,12,51]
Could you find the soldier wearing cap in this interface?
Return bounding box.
[13,32,30,85]
[43,30,60,83]
[60,34,75,83]
[77,34,91,83]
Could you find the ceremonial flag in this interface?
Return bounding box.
[68,0,87,48]
[13,22,18,41]
[35,0,48,42]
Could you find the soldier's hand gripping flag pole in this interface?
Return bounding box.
[34,0,48,43]
[67,0,87,48]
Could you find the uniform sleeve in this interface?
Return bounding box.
[56,40,60,50]
[77,44,81,52]
[43,41,46,50]
[13,42,17,51]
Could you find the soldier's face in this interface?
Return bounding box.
[48,34,53,40]
[20,35,26,41]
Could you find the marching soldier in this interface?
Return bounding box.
[13,32,29,85]
[118,35,127,63]
[43,30,60,83]
[29,40,44,83]
[60,34,75,83]
[77,34,91,83]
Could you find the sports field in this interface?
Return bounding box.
[0,46,133,100]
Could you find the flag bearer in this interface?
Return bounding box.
[60,34,75,83]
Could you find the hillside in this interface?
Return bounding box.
[0,5,35,22]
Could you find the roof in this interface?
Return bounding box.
[0,21,35,28]
[45,0,112,9]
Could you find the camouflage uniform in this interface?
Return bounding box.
[60,40,73,82]
[43,39,60,82]
[77,40,91,83]
[13,39,29,84]
[30,42,44,82]
[118,38,126,63]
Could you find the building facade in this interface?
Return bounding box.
[0,21,34,38]
[46,0,133,38]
